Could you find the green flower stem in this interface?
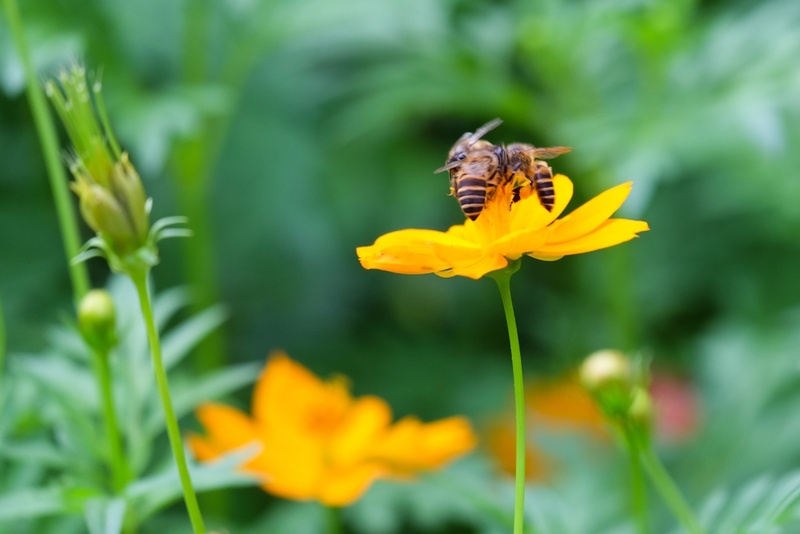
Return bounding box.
[0,299,6,407]
[2,0,90,304]
[639,444,705,534]
[88,346,130,493]
[325,506,343,534]
[489,260,530,534]
[621,423,648,534]
[130,272,206,534]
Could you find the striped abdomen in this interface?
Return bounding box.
[454,174,489,220]
[451,147,504,220]
[532,161,555,211]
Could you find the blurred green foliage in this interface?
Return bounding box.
[2,0,800,531]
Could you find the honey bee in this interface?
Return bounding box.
[435,119,571,220]
[506,143,573,212]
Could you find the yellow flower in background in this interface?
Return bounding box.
[357,175,649,279]
[189,352,476,506]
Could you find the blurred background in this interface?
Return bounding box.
[2,0,800,531]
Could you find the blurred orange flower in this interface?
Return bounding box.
[486,374,608,481]
[188,352,476,506]
[357,175,649,280]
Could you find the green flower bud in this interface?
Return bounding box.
[110,154,150,245]
[78,289,117,353]
[580,349,634,419]
[49,65,152,262]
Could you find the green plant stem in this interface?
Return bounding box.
[639,445,705,534]
[0,299,6,404]
[621,423,648,534]
[2,0,90,304]
[88,347,131,493]
[490,261,530,534]
[130,272,206,534]
[325,506,343,534]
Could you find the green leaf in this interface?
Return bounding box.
[697,471,800,533]
[0,487,68,520]
[160,304,227,370]
[143,362,259,437]
[84,498,126,534]
[125,446,259,522]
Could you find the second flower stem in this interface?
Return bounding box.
[639,445,705,534]
[3,0,90,304]
[491,262,528,534]
[88,346,130,493]
[621,423,648,534]
[131,272,206,534]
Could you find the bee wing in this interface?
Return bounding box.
[520,146,572,159]
[434,161,461,173]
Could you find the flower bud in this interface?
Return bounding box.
[580,349,634,419]
[49,65,153,263]
[78,289,117,353]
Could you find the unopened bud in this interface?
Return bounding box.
[580,349,634,418]
[78,289,117,353]
[49,65,152,263]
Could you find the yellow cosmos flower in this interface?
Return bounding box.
[357,175,649,279]
[188,352,476,506]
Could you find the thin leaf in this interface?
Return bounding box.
[84,498,126,534]
[160,304,227,370]
[125,445,260,522]
[0,487,68,520]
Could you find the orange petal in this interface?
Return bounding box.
[253,352,333,428]
[548,182,633,243]
[329,396,393,466]
[194,403,258,454]
[372,416,477,474]
[256,431,326,500]
[318,463,386,506]
[186,433,221,462]
[533,219,650,256]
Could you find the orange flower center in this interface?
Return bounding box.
[305,405,343,436]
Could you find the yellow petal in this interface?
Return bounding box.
[548,182,633,243]
[193,403,258,454]
[252,352,313,424]
[372,416,477,474]
[492,227,549,258]
[357,229,455,274]
[256,430,326,500]
[509,174,574,232]
[436,253,508,280]
[253,352,352,436]
[329,396,393,466]
[318,463,386,506]
[533,219,650,256]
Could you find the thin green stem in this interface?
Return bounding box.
[490,261,530,534]
[2,0,90,304]
[621,423,648,534]
[639,445,705,534]
[325,506,343,534]
[88,347,131,493]
[0,299,6,406]
[130,272,206,534]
